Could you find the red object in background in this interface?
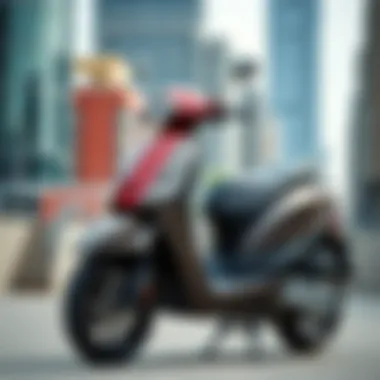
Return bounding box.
[40,185,107,222]
[74,87,126,182]
[38,88,145,223]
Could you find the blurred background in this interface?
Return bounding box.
[1,0,380,379]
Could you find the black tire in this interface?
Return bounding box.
[277,308,340,354]
[276,238,350,354]
[63,256,154,365]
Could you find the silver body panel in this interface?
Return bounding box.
[78,215,155,257]
[240,185,332,256]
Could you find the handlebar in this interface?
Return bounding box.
[164,89,227,129]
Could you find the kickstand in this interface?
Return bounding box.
[199,317,265,360]
[199,317,233,360]
[243,319,265,359]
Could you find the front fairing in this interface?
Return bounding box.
[78,215,155,257]
[112,133,200,212]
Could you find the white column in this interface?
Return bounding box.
[320,0,367,208]
[72,0,96,57]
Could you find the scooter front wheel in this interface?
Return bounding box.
[63,256,154,365]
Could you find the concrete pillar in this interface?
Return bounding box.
[351,0,380,292]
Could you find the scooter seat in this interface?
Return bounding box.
[206,165,317,252]
[207,166,317,223]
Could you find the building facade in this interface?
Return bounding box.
[0,0,73,186]
[268,0,319,164]
[98,0,201,113]
[196,38,233,171]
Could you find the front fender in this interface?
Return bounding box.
[78,215,155,259]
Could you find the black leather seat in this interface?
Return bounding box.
[206,166,318,253]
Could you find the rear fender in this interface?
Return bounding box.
[240,186,333,264]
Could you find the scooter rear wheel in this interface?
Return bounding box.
[63,256,154,365]
[276,239,350,354]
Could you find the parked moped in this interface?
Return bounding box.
[64,89,350,364]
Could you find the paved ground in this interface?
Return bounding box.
[0,295,379,380]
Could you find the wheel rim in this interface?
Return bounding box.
[82,266,141,348]
[283,245,346,340]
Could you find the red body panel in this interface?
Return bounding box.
[114,131,186,210]
[114,88,217,211]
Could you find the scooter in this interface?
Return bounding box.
[64,89,351,364]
